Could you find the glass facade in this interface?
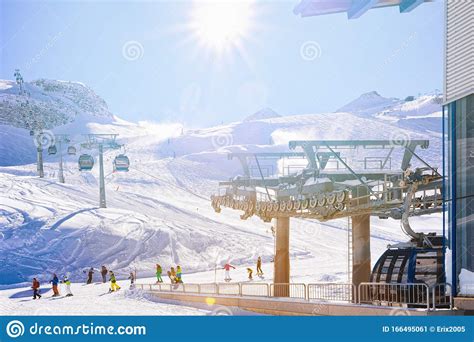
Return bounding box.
[445,94,474,294]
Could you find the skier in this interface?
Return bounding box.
[247,268,253,280]
[128,272,135,289]
[86,267,94,284]
[32,278,41,300]
[62,275,73,297]
[109,271,121,292]
[256,256,264,277]
[176,266,183,283]
[169,267,177,284]
[223,263,235,282]
[101,266,108,283]
[155,264,163,283]
[50,273,60,297]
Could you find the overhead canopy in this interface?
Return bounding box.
[294,0,431,19]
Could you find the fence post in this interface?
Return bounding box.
[425,284,430,311]
[238,283,242,297]
[216,283,220,295]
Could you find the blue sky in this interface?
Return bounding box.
[1,0,444,126]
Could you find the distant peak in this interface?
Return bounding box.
[243,107,281,122]
[337,91,399,113]
[359,91,382,98]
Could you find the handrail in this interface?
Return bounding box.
[135,281,452,311]
[358,282,430,310]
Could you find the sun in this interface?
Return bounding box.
[189,0,255,55]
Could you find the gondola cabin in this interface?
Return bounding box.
[371,247,445,286]
[67,146,77,155]
[48,145,57,155]
[78,154,94,171]
[113,154,130,172]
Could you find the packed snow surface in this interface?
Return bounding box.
[0,80,449,314]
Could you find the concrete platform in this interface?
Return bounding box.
[146,291,459,316]
[454,297,474,313]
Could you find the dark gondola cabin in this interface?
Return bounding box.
[113,154,130,172]
[78,154,94,171]
[48,145,57,155]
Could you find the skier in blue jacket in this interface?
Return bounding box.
[50,273,60,297]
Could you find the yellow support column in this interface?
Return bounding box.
[273,216,290,297]
[351,186,371,301]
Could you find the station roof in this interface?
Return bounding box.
[293,0,431,19]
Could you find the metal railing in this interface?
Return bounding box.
[217,283,241,296]
[137,282,453,311]
[430,283,453,310]
[270,283,306,299]
[308,283,355,303]
[241,283,269,297]
[199,283,218,295]
[359,282,430,310]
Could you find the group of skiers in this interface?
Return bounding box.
[155,264,183,284]
[30,257,265,299]
[31,273,73,299]
[224,256,264,281]
[30,266,135,300]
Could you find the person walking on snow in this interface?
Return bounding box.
[168,267,177,284]
[223,263,235,282]
[109,271,121,292]
[128,272,135,289]
[86,267,94,284]
[155,264,163,283]
[62,275,73,297]
[247,268,253,280]
[176,266,183,283]
[256,256,264,276]
[32,278,41,300]
[50,273,60,297]
[101,266,108,283]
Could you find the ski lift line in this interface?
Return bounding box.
[404,145,442,178]
[254,154,272,201]
[324,144,376,196]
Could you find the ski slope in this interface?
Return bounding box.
[0,80,445,314]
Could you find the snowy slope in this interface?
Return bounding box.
[337,91,443,134]
[0,80,444,288]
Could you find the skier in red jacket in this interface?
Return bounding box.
[32,278,41,300]
[223,263,235,282]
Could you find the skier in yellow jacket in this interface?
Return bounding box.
[109,271,121,292]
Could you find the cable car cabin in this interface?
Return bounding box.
[369,246,449,308]
[48,145,57,155]
[113,154,130,172]
[67,146,77,155]
[78,154,94,171]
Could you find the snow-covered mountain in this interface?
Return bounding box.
[337,91,443,134]
[0,79,112,130]
[243,107,281,122]
[0,79,444,285]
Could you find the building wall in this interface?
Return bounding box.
[444,0,474,103]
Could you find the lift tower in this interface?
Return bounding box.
[211,140,443,297]
[80,134,121,208]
